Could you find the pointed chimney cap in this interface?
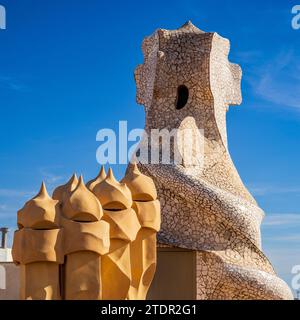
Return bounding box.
[178,20,205,33]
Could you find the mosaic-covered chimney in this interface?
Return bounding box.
[134,21,293,300]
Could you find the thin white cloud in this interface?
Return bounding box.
[0,75,28,92]
[40,170,63,185]
[0,189,34,197]
[263,213,300,227]
[265,234,300,242]
[235,50,262,64]
[0,204,17,225]
[0,212,15,219]
[0,204,7,211]
[246,50,300,109]
[247,183,300,196]
[38,167,66,192]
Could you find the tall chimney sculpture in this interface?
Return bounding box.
[133,21,293,300]
[93,168,141,299]
[58,176,110,299]
[12,183,63,300]
[122,163,161,300]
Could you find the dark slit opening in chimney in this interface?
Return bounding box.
[175,85,189,110]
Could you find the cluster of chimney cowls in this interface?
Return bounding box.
[10,163,161,300]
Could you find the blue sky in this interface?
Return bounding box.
[0,0,299,295]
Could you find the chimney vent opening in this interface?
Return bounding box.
[175,85,189,110]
